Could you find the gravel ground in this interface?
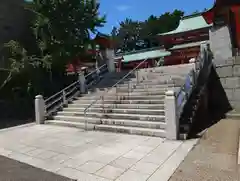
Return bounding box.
[169,118,240,181]
[0,155,74,181]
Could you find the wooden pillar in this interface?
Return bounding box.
[231,6,240,51]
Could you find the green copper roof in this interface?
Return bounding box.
[159,14,212,36]
[122,49,171,63]
[170,40,209,50]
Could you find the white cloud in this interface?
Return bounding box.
[116,5,131,11]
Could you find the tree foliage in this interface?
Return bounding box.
[0,0,105,91]
[112,9,184,52]
[0,0,105,121]
[26,0,106,68]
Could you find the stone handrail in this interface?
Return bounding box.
[165,43,213,140]
[35,64,108,123]
[175,69,196,119]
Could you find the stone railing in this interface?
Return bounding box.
[165,43,213,140]
[35,64,108,124]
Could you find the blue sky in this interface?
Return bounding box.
[97,0,215,34]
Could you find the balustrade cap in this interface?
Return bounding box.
[165,90,175,96]
[189,58,196,63]
[35,95,43,99]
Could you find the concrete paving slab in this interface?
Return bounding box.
[95,165,125,180]
[169,119,239,181]
[109,156,138,169]
[116,170,150,181]
[77,161,105,174]
[130,160,159,175]
[0,124,198,181]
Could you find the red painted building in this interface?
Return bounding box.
[202,0,240,54]
[66,32,113,74]
[114,48,171,71]
[158,13,212,65]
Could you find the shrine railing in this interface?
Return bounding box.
[177,43,212,133]
[165,43,213,140]
[44,64,108,118]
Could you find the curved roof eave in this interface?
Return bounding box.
[158,14,212,36]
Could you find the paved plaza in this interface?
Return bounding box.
[0,124,198,181]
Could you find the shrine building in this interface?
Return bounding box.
[158,13,212,65]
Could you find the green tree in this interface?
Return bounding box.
[1,0,106,91]
[27,0,106,70]
[113,9,184,52]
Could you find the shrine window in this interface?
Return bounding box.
[188,36,196,39]
[200,33,209,37]
[175,37,184,41]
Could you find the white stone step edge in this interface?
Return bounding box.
[90,85,177,92]
[80,92,166,98]
[67,103,165,109]
[95,124,166,137]
[73,99,165,103]
[117,83,181,88]
[77,95,165,100]
[63,107,165,113]
[46,120,94,130]
[56,112,166,119]
[47,118,166,129]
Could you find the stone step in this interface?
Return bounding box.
[54,115,101,124]
[63,107,165,115]
[68,103,164,109]
[95,125,166,137]
[133,75,186,80]
[118,80,166,86]
[122,78,184,85]
[77,95,165,100]
[141,64,193,74]
[117,82,182,89]
[52,115,165,129]
[117,86,179,93]
[73,99,164,104]
[137,73,188,78]
[88,84,179,94]
[226,110,240,120]
[100,119,166,129]
[47,118,166,130]
[141,73,186,78]
[56,112,165,122]
[86,88,167,96]
[46,120,95,130]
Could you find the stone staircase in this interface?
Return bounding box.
[45,64,193,138]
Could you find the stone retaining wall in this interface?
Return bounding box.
[215,56,240,110]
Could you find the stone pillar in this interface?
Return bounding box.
[209,26,233,62]
[35,95,45,124]
[165,90,178,140]
[78,73,86,93]
[106,48,115,72]
[189,58,196,70]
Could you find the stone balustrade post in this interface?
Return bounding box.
[79,72,86,93]
[105,48,116,73]
[35,95,45,124]
[189,58,196,70]
[165,90,178,140]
